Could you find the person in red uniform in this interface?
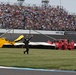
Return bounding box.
[58,39,63,50]
[63,39,68,50]
[55,40,59,50]
[70,40,74,50]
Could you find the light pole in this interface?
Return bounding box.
[17,0,25,6]
[41,0,49,8]
[60,0,61,8]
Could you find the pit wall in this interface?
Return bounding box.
[0,29,76,42]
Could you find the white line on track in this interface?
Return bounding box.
[0,66,76,73]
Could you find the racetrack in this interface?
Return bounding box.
[0,67,76,75]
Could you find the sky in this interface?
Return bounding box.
[0,0,76,14]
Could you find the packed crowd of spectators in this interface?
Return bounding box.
[0,3,76,31]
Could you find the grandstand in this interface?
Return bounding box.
[0,2,76,31]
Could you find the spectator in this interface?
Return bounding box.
[0,3,76,31]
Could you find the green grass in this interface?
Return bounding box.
[0,48,76,71]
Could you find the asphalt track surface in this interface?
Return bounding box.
[0,67,76,75]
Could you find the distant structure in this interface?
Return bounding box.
[41,0,49,7]
[17,0,25,6]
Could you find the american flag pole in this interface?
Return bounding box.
[60,0,61,8]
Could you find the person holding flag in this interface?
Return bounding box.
[23,35,33,54]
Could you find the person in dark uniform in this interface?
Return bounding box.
[23,35,33,54]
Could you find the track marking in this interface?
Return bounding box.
[0,66,76,73]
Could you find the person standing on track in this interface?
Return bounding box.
[23,35,33,54]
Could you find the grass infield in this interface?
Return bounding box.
[0,48,76,71]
